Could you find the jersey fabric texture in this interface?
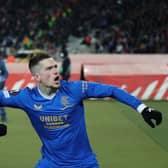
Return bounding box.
[0,80,142,167]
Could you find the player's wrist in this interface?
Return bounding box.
[137,104,148,114]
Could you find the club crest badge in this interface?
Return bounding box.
[60,96,74,110]
[61,96,69,106]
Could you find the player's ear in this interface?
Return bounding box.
[33,72,40,82]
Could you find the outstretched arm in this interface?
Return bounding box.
[80,81,162,128]
[0,89,26,136]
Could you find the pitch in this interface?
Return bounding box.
[0,100,167,168]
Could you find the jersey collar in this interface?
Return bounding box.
[37,87,57,100]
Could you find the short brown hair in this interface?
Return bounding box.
[28,52,51,73]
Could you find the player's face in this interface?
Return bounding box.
[36,58,60,89]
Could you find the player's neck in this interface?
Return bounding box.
[38,84,58,96]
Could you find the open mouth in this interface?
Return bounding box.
[54,76,59,81]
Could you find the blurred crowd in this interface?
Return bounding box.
[1,0,168,56]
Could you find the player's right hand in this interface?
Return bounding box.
[0,124,7,136]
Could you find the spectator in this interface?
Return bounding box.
[1,0,168,54]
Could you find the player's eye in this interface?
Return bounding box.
[54,65,58,68]
[46,65,56,70]
[46,66,52,70]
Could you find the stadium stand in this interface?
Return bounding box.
[0,0,168,56]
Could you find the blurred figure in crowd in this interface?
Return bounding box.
[59,44,71,80]
[0,54,9,122]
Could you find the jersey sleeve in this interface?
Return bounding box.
[0,89,26,108]
[70,81,142,110]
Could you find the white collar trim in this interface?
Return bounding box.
[37,87,57,100]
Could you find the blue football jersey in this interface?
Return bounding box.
[0,80,142,167]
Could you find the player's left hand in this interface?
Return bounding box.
[141,107,162,128]
[0,124,7,136]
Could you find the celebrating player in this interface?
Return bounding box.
[0,51,162,167]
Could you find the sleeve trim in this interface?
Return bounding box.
[137,104,147,113]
